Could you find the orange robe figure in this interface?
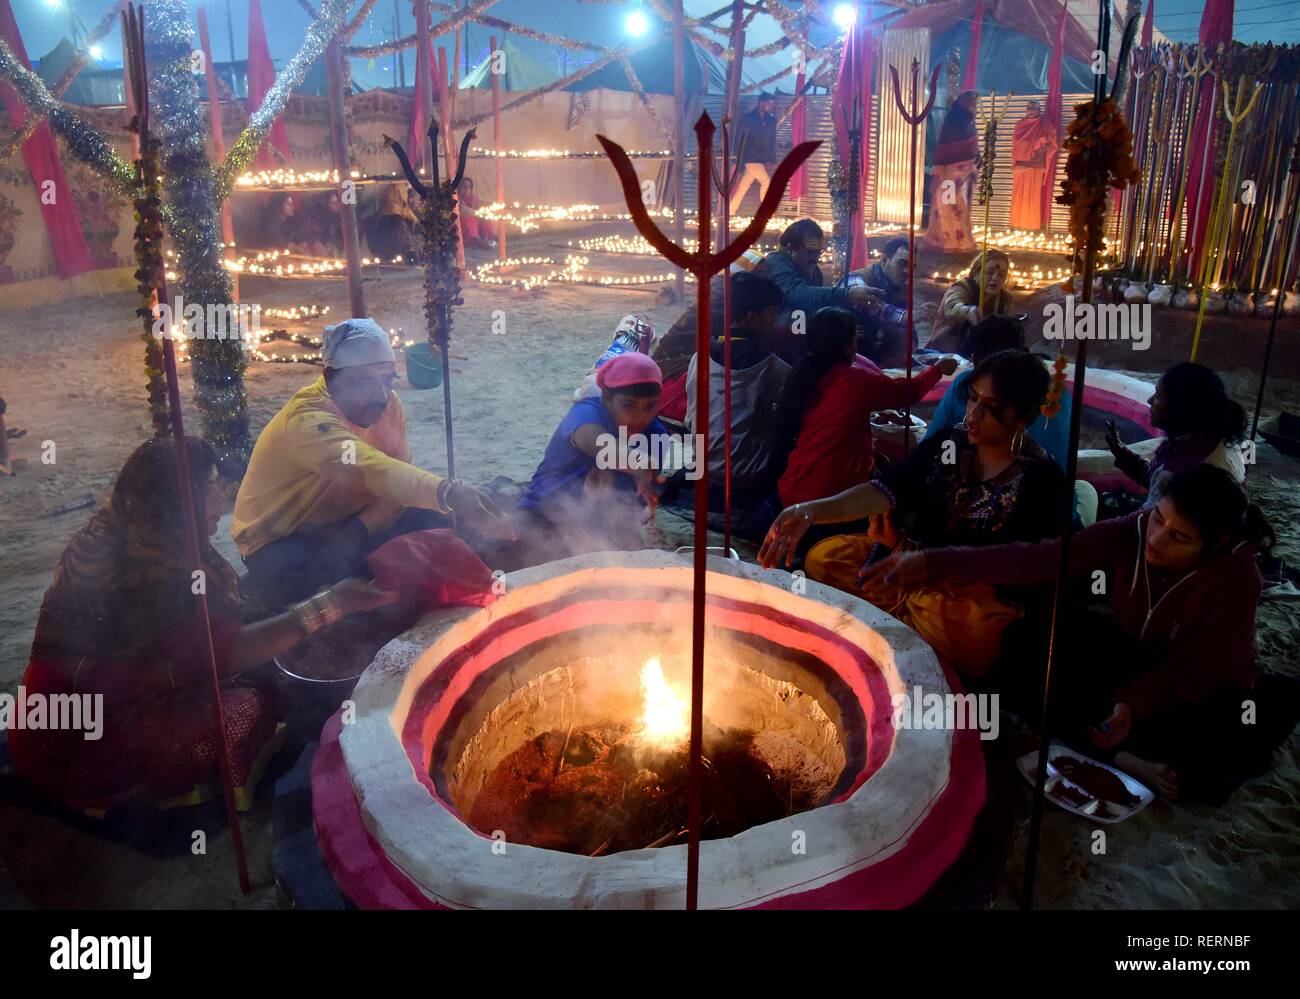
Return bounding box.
[1009,102,1057,232]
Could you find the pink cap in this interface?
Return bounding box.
[596,352,662,390]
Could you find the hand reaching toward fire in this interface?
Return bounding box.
[758,504,814,569]
[447,482,516,541]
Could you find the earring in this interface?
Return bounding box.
[1012,428,1025,454]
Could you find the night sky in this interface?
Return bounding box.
[9,0,1300,88]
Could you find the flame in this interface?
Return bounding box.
[638,657,688,748]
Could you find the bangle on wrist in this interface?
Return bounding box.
[291,589,344,635]
[436,477,463,513]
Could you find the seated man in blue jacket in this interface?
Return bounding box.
[758,219,882,363]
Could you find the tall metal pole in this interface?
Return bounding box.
[326,35,367,317]
[1023,0,1114,911]
[224,0,238,94]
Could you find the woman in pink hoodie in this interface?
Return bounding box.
[861,464,1275,803]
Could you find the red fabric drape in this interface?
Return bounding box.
[833,14,873,271]
[1141,0,1155,48]
[789,64,807,201]
[0,0,93,278]
[961,0,985,92]
[1185,0,1235,276]
[247,0,290,168]
[1040,0,1069,231]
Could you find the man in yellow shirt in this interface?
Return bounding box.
[233,318,510,607]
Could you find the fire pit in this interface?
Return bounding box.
[312,550,985,908]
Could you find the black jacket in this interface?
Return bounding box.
[737,108,777,165]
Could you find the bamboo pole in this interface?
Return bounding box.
[326,36,366,318]
[490,35,505,260]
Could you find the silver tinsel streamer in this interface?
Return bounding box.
[146,0,248,470]
[0,37,136,197]
[214,0,352,201]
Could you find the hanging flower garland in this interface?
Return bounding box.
[1041,354,1069,422]
[1057,96,1141,279]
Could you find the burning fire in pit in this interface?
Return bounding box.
[636,657,688,749]
[453,641,846,858]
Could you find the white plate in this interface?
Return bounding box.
[1016,742,1154,824]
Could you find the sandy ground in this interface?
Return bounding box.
[0,225,1297,908]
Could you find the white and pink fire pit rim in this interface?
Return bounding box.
[312,550,985,909]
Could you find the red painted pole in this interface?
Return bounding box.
[490,35,505,260]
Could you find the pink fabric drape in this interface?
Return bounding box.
[961,0,985,92]
[0,0,93,277]
[833,13,873,271]
[247,0,290,168]
[1040,0,1069,231]
[1141,0,1155,48]
[1185,0,1235,276]
[408,38,446,173]
[789,64,807,201]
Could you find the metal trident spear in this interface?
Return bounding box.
[890,59,942,455]
[385,122,477,479]
[598,114,817,910]
[1165,44,1213,282]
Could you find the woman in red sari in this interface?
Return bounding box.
[11,438,395,814]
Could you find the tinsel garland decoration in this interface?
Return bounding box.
[215,0,353,201]
[0,37,136,198]
[147,0,249,470]
[342,0,383,41]
[617,54,674,140]
[976,113,999,207]
[0,0,122,166]
[129,117,171,437]
[346,0,501,59]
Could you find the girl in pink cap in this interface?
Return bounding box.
[515,353,673,562]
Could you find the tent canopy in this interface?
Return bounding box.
[460,37,558,91]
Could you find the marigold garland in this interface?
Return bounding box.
[1056,96,1140,281]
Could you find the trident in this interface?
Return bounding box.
[598,113,817,910]
[1164,43,1213,281]
[385,123,477,479]
[890,59,942,454]
[709,120,748,555]
[1190,74,1263,360]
